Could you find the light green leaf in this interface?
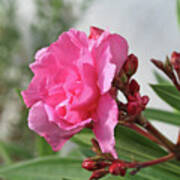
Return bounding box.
[0,156,90,180]
[177,0,180,28]
[144,108,180,126]
[153,71,169,84]
[150,84,180,111]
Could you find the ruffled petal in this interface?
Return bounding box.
[71,63,99,111]
[21,75,47,108]
[107,33,128,72]
[92,30,128,94]
[93,93,118,158]
[28,101,82,151]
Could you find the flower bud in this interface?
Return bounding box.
[164,57,173,73]
[89,26,104,40]
[123,54,138,77]
[171,52,180,70]
[91,138,101,154]
[151,59,164,70]
[82,159,98,171]
[89,169,108,180]
[129,79,140,95]
[141,96,149,107]
[127,101,141,115]
[127,93,149,116]
[109,161,127,176]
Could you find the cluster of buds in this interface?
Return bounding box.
[113,54,149,118]
[82,158,127,180]
[82,139,128,180]
[151,51,180,91]
[127,92,149,116]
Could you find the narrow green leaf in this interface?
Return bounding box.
[177,0,180,28]
[150,84,180,110]
[0,141,33,165]
[0,156,90,180]
[153,71,169,84]
[144,108,180,126]
[0,143,12,165]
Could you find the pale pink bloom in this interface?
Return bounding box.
[22,27,128,158]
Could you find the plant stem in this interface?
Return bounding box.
[122,123,162,145]
[137,114,176,152]
[128,153,175,175]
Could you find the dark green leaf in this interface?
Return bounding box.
[150,84,180,110]
[144,108,180,126]
[0,156,90,180]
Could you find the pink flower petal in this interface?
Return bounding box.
[48,29,89,67]
[92,31,128,94]
[28,101,82,151]
[108,33,128,73]
[71,63,99,111]
[92,39,116,94]
[30,51,59,76]
[21,75,47,108]
[93,93,118,158]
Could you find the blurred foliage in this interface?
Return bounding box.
[0,0,92,165]
[177,0,180,28]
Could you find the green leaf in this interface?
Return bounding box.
[144,108,180,126]
[153,71,169,84]
[177,0,180,28]
[0,142,12,165]
[35,136,57,157]
[71,129,95,158]
[0,141,33,165]
[72,126,180,180]
[0,156,91,180]
[150,84,180,111]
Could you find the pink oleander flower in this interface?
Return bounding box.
[21,26,128,158]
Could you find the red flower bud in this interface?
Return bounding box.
[127,101,141,115]
[109,161,127,176]
[82,159,98,171]
[141,96,149,106]
[127,93,149,115]
[171,51,180,71]
[151,59,164,70]
[89,26,104,40]
[123,54,138,77]
[129,79,140,95]
[82,158,110,172]
[89,169,108,180]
